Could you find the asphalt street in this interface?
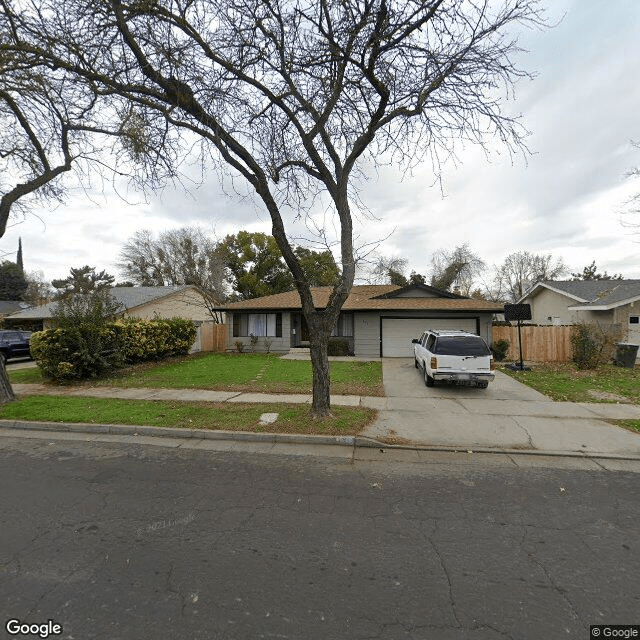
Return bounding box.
[1,436,639,640]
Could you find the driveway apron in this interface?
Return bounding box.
[362,358,640,456]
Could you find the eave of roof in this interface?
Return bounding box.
[567,293,640,311]
[517,281,588,304]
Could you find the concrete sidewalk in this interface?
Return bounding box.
[6,359,640,460]
[10,383,369,408]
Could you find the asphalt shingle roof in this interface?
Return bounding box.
[222,285,503,312]
[0,301,31,316]
[6,286,193,320]
[538,280,640,308]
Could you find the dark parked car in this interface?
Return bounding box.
[0,330,32,363]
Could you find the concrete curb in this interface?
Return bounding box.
[3,419,640,462]
[0,419,379,448]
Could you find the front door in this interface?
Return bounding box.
[291,313,310,346]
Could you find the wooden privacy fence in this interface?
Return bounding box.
[199,322,227,353]
[492,325,574,363]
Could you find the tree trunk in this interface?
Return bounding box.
[0,360,16,403]
[308,317,332,418]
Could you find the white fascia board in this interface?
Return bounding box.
[517,282,587,304]
[568,293,640,312]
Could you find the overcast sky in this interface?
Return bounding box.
[1,0,639,286]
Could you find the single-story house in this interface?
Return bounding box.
[519,279,640,352]
[4,286,216,350]
[221,284,503,358]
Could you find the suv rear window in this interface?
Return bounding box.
[433,336,490,356]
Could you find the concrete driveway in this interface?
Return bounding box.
[362,358,640,457]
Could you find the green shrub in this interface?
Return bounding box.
[491,338,510,362]
[119,317,197,363]
[570,323,623,370]
[31,317,197,381]
[30,324,124,382]
[328,338,350,356]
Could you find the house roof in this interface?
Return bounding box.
[0,300,31,316]
[6,286,196,320]
[222,285,503,313]
[520,280,640,311]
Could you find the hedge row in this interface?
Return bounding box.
[119,318,197,363]
[30,317,197,382]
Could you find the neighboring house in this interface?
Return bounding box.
[221,284,503,358]
[4,286,216,348]
[0,301,31,325]
[519,280,640,352]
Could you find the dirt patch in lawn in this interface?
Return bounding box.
[587,390,633,403]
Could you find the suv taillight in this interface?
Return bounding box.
[430,357,437,369]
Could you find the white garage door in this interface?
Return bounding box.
[381,318,478,357]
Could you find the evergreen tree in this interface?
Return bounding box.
[0,260,28,300]
[571,261,623,281]
[52,265,115,297]
[16,238,23,274]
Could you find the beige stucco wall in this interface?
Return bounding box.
[524,289,582,325]
[526,288,625,327]
[124,289,213,322]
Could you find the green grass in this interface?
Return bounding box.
[11,354,384,396]
[7,367,43,384]
[501,363,640,403]
[0,395,376,435]
[614,420,640,434]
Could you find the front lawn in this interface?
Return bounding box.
[501,363,640,403]
[0,395,376,435]
[10,353,384,396]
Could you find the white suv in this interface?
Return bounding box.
[412,330,494,389]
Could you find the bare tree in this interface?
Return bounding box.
[364,255,409,285]
[0,61,72,237]
[0,0,543,416]
[119,227,226,292]
[23,270,54,306]
[491,251,567,302]
[430,243,486,294]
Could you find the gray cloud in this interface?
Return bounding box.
[2,0,639,283]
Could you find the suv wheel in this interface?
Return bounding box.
[414,357,419,369]
[424,366,434,387]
